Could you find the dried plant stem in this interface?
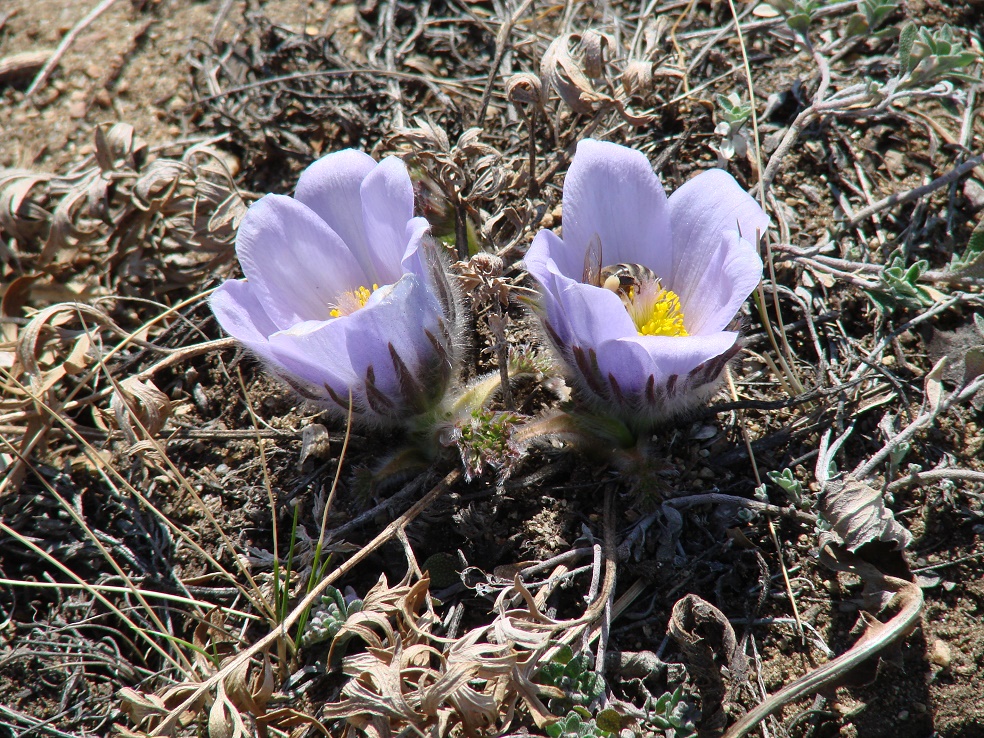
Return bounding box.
[0,366,280,619]
[723,547,923,738]
[886,467,984,493]
[25,0,122,98]
[477,0,534,124]
[236,367,281,602]
[317,392,354,549]
[0,519,192,675]
[725,0,766,211]
[854,374,984,479]
[150,468,461,737]
[845,152,984,228]
[848,295,961,384]
[488,311,514,408]
[663,493,817,525]
[0,578,258,619]
[526,109,539,199]
[726,368,805,639]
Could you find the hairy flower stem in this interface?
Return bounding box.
[488,311,513,409]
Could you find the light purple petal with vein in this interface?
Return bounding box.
[591,330,738,399]
[525,229,637,347]
[667,168,768,329]
[235,194,367,328]
[400,216,433,280]
[265,275,442,413]
[265,318,358,404]
[294,149,377,279]
[562,139,673,277]
[343,275,444,394]
[209,280,279,361]
[678,230,763,334]
[630,331,739,381]
[361,156,415,286]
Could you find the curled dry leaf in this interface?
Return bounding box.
[208,682,249,738]
[224,652,274,719]
[506,72,544,108]
[0,121,245,285]
[111,377,172,445]
[621,60,654,97]
[118,687,168,726]
[924,356,947,414]
[580,29,615,78]
[724,545,923,738]
[668,594,748,734]
[540,33,615,114]
[299,423,332,467]
[818,477,913,552]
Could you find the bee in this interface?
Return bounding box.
[582,234,660,299]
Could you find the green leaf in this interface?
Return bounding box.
[846,12,869,36]
[787,12,812,33]
[899,21,917,73]
[595,709,622,733]
[950,216,984,275]
[554,644,574,665]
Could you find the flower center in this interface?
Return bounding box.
[330,284,378,318]
[621,280,689,337]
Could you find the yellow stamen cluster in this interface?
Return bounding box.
[623,283,689,338]
[330,284,378,318]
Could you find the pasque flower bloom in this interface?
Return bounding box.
[210,150,459,425]
[525,139,769,424]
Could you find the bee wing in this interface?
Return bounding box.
[582,233,603,286]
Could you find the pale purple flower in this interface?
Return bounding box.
[525,139,769,424]
[210,150,458,425]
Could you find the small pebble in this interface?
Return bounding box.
[928,638,951,668]
[963,178,984,209]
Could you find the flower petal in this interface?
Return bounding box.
[265,319,358,406]
[630,330,739,381]
[592,331,739,419]
[667,168,768,330]
[526,229,637,348]
[294,149,377,279]
[266,275,447,418]
[343,275,447,398]
[561,139,673,278]
[400,216,433,280]
[361,156,416,285]
[209,279,279,361]
[236,195,367,328]
[678,230,763,334]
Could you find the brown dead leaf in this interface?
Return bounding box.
[111,377,172,444]
[818,477,913,552]
[669,594,748,735]
[540,33,615,114]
